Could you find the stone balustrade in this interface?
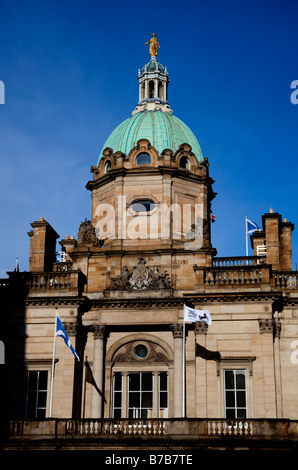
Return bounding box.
[204,266,264,286]
[213,256,263,267]
[5,418,298,447]
[275,272,298,289]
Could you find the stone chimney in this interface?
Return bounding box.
[250,209,294,271]
[28,218,59,272]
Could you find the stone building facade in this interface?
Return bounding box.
[1,49,298,451]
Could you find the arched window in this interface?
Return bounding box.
[130,199,155,213]
[149,80,154,98]
[105,160,111,172]
[136,152,151,165]
[179,156,190,170]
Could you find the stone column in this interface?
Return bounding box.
[154,79,158,98]
[171,324,184,417]
[90,325,106,418]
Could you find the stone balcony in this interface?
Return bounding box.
[4,418,298,451]
[193,256,298,293]
[0,268,86,299]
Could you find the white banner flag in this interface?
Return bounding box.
[184,305,212,325]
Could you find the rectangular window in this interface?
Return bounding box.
[159,372,168,418]
[25,370,48,419]
[112,372,122,418]
[128,372,153,419]
[224,369,247,419]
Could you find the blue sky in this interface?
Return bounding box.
[0,0,298,276]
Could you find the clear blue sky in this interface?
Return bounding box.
[0,0,298,276]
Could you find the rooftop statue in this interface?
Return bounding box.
[145,33,160,57]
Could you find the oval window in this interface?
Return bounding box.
[136,152,151,165]
[105,160,111,172]
[134,344,148,359]
[130,199,155,213]
[180,156,190,170]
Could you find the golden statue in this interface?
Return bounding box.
[145,33,160,57]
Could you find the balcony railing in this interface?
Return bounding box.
[213,256,263,267]
[205,267,264,286]
[5,418,298,446]
[275,272,298,289]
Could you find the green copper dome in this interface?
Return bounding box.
[98,110,203,164]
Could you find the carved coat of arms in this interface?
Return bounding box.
[107,257,170,291]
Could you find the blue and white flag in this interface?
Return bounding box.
[184,305,212,325]
[247,219,259,233]
[55,311,80,361]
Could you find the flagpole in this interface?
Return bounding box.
[49,309,58,418]
[245,217,248,256]
[182,307,186,418]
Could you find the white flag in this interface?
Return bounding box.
[184,305,212,325]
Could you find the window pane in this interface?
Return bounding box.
[141,392,153,408]
[129,374,140,391]
[236,391,246,407]
[114,408,121,418]
[136,153,151,165]
[27,391,36,409]
[129,392,140,408]
[114,392,122,408]
[28,371,37,390]
[114,373,122,391]
[226,408,236,419]
[141,408,149,419]
[225,370,234,389]
[37,391,47,408]
[160,391,167,408]
[237,408,247,419]
[36,408,46,419]
[38,371,48,390]
[131,200,155,213]
[236,371,246,389]
[225,391,235,407]
[160,373,167,391]
[142,373,152,391]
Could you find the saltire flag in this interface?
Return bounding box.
[184,305,212,325]
[55,310,80,361]
[210,210,215,223]
[247,219,259,233]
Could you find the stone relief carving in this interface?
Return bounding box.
[107,257,171,291]
[113,341,168,364]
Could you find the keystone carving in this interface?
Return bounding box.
[107,257,171,291]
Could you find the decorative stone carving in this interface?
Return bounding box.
[194,322,208,335]
[91,325,106,339]
[171,324,183,338]
[113,341,168,364]
[64,322,78,336]
[107,257,171,291]
[77,218,101,246]
[259,318,274,334]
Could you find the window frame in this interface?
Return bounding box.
[136,152,151,165]
[25,369,49,419]
[224,369,247,419]
[219,359,254,419]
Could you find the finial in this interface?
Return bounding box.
[145,33,160,57]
